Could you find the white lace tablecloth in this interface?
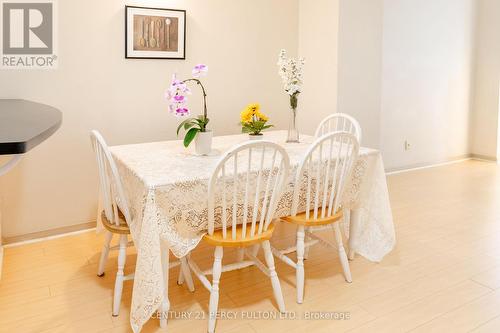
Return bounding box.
[109,130,395,333]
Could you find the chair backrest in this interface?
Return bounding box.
[90,130,131,226]
[291,132,359,219]
[207,141,290,239]
[314,113,362,143]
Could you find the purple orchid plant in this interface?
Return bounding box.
[166,64,209,147]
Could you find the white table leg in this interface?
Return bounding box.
[0,154,24,280]
[348,209,360,260]
[159,242,170,329]
[0,155,23,176]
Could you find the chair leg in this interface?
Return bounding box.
[180,256,195,292]
[236,247,245,262]
[296,225,305,304]
[348,209,359,260]
[303,227,310,260]
[97,231,113,277]
[177,265,185,285]
[333,223,352,283]
[262,240,286,313]
[251,243,260,257]
[112,234,128,316]
[208,246,223,333]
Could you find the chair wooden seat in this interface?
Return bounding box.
[282,208,343,226]
[101,210,130,234]
[203,223,275,247]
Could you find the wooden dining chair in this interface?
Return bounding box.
[312,113,362,259]
[186,141,290,333]
[271,132,359,304]
[90,130,194,318]
[315,113,362,142]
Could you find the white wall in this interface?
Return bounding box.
[337,0,383,149]
[297,0,339,136]
[471,0,500,159]
[380,0,476,170]
[337,0,475,168]
[0,0,299,238]
[0,0,488,237]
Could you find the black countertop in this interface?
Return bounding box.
[0,99,62,155]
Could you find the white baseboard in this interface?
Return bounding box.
[385,155,497,176]
[385,157,473,176]
[470,154,497,162]
[3,222,96,248]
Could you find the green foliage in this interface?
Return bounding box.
[196,115,210,131]
[177,115,210,148]
[183,127,199,147]
[241,119,273,135]
[290,92,299,110]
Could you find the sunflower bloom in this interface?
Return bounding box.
[240,109,253,123]
[240,103,273,135]
[247,103,260,114]
[256,111,268,121]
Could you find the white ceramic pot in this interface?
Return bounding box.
[195,130,213,155]
[248,134,264,140]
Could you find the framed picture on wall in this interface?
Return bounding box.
[125,6,186,59]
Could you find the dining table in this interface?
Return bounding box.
[108,130,395,333]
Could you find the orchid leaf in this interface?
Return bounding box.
[195,117,209,126]
[194,117,210,131]
[183,128,199,147]
[177,118,195,136]
[184,122,195,131]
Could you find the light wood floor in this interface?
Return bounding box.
[2,160,500,333]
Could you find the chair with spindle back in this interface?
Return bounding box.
[311,113,362,259]
[271,132,360,304]
[186,140,290,333]
[315,113,362,142]
[90,130,194,319]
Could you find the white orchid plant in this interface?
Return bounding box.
[277,49,305,110]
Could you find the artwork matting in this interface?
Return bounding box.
[125,6,186,59]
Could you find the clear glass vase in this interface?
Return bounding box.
[286,107,300,143]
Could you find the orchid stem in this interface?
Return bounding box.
[182,78,208,130]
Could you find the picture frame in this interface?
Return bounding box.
[125,6,186,59]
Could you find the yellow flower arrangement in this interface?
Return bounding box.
[240,103,273,135]
[240,103,259,122]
